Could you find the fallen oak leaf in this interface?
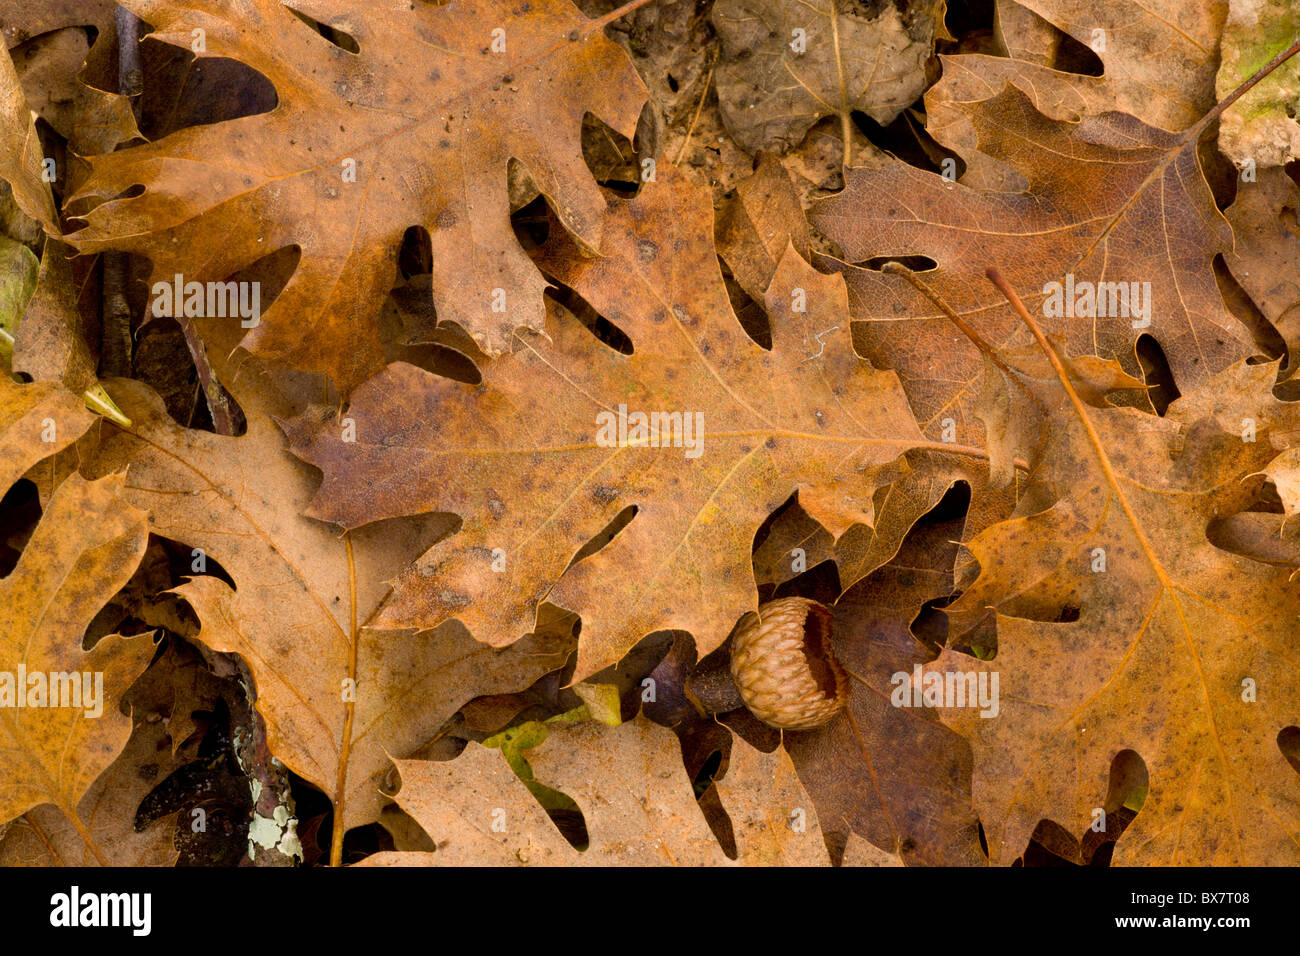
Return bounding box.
[285,168,965,681]
[933,270,1300,865]
[710,0,940,159]
[0,716,181,867]
[716,156,992,586]
[359,715,831,865]
[82,313,573,861]
[0,471,153,864]
[714,151,814,305]
[1,0,141,156]
[928,0,1229,189]
[65,0,649,394]
[4,238,133,429]
[0,369,95,503]
[812,81,1258,450]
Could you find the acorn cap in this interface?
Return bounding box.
[729,597,849,730]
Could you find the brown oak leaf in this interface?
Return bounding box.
[1,0,141,156]
[361,716,831,865]
[66,0,646,394]
[0,717,180,867]
[937,320,1300,864]
[285,169,944,681]
[812,84,1253,451]
[0,460,153,863]
[710,0,939,157]
[83,315,573,833]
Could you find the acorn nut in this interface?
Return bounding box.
[729,597,849,730]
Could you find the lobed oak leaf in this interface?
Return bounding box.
[286,169,937,681]
[716,154,985,587]
[0,717,181,867]
[933,0,1227,189]
[83,315,573,833]
[811,84,1252,451]
[360,715,831,866]
[936,322,1300,864]
[931,0,1230,191]
[0,468,153,857]
[64,0,646,394]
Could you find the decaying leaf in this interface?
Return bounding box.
[286,169,937,680]
[940,324,1300,864]
[711,0,939,157]
[83,315,573,833]
[1215,0,1300,168]
[361,715,831,865]
[1,0,141,156]
[715,151,814,304]
[66,0,646,394]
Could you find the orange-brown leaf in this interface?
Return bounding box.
[66,0,646,393]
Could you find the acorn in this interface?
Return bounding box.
[728,597,850,730]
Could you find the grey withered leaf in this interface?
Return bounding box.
[710,0,940,157]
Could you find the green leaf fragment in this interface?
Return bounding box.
[483,705,590,812]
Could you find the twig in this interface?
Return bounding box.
[673,62,715,166]
[587,0,660,34]
[100,9,143,379]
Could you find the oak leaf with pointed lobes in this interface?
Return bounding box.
[0,717,181,866]
[360,716,831,865]
[782,498,988,866]
[933,0,1226,189]
[0,470,154,847]
[937,347,1300,865]
[285,168,934,682]
[82,314,574,832]
[64,0,646,395]
[811,84,1253,451]
[715,153,978,588]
